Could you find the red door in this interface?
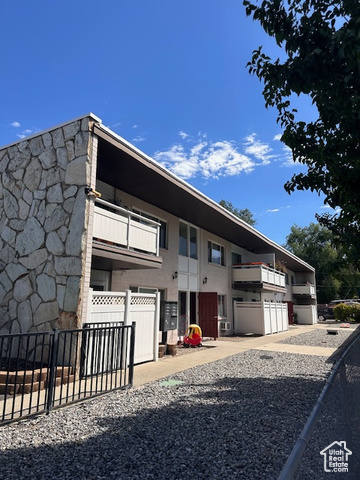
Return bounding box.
[285,301,294,325]
[198,292,218,339]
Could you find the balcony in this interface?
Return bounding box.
[292,284,316,298]
[232,263,286,293]
[92,198,162,270]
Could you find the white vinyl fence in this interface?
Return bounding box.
[294,304,318,325]
[87,290,160,364]
[234,301,288,336]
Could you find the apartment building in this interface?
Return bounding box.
[0,113,317,360]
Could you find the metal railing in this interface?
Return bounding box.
[279,329,360,479]
[0,323,135,425]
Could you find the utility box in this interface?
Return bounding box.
[160,301,178,331]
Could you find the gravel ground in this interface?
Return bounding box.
[0,339,343,480]
[279,327,357,349]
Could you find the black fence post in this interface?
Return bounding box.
[129,322,136,387]
[46,329,58,414]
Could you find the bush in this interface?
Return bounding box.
[333,303,360,322]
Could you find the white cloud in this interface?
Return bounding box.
[16,128,39,140]
[155,139,255,180]
[132,135,145,143]
[11,121,21,128]
[133,124,138,129]
[154,129,303,180]
[267,208,280,213]
[243,133,274,165]
[273,133,282,141]
[155,144,199,179]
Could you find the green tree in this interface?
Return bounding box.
[244,0,360,261]
[219,199,257,226]
[285,223,360,303]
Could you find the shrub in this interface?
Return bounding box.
[333,303,360,322]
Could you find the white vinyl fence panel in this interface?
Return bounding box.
[87,290,159,364]
[294,305,318,324]
[234,301,288,336]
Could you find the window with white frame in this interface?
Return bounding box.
[208,241,225,266]
[179,221,198,259]
[218,295,227,318]
[130,286,165,300]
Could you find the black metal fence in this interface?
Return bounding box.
[279,330,360,479]
[0,323,135,425]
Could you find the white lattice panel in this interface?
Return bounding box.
[92,294,126,306]
[131,295,156,306]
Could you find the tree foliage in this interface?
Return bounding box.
[244,0,360,260]
[285,223,360,302]
[219,199,257,226]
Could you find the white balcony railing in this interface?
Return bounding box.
[232,263,286,289]
[93,198,160,256]
[292,284,316,297]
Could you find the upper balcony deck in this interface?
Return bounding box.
[232,263,286,293]
[91,198,162,270]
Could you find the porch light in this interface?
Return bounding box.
[172,271,178,280]
[85,187,102,198]
[203,277,208,284]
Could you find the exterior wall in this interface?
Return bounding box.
[200,229,232,320]
[94,186,319,335]
[0,117,95,334]
[100,188,236,332]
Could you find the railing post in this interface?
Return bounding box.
[122,290,132,371]
[156,224,160,257]
[126,210,131,249]
[154,292,160,361]
[339,361,352,447]
[129,322,136,386]
[46,329,58,414]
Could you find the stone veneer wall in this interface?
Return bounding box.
[0,116,95,335]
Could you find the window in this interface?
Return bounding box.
[218,295,226,318]
[179,222,198,259]
[190,226,197,259]
[208,241,225,266]
[232,252,242,265]
[132,209,168,249]
[130,287,165,301]
[179,222,188,256]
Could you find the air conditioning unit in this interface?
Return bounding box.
[220,321,231,331]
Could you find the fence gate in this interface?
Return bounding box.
[88,290,159,364]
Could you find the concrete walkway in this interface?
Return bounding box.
[133,324,348,387]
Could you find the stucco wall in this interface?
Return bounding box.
[0,117,94,334]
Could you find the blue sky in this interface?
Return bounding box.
[0,0,330,245]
